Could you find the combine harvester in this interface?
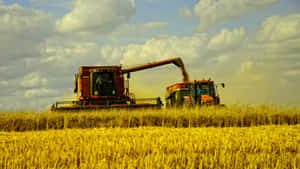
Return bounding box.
[51,57,224,111]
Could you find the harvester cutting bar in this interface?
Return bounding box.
[52,104,162,111]
[51,98,163,111]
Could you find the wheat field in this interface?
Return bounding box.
[0,106,300,169]
[0,125,299,169]
[0,105,299,131]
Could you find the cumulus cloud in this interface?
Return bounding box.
[208,28,246,50]
[29,0,72,11]
[0,66,8,72]
[56,0,136,34]
[194,0,278,31]
[21,72,48,88]
[24,88,58,98]
[118,28,246,66]
[0,2,55,105]
[0,2,53,66]
[284,70,300,77]
[237,61,265,80]
[0,1,166,111]
[120,35,207,65]
[0,3,65,110]
[234,13,300,104]
[256,14,300,42]
[0,3,52,33]
[41,39,101,66]
[179,8,193,18]
[0,81,8,86]
[139,22,168,31]
[109,22,168,39]
[250,14,300,63]
[100,45,125,64]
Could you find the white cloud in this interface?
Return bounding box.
[38,37,119,76]
[0,2,53,66]
[256,14,300,42]
[283,70,300,77]
[139,22,168,32]
[0,66,8,72]
[239,61,254,74]
[56,0,136,34]
[0,3,53,34]
[100,45,125,64]
[120,35,208,65]
[144,0,160,3]
[110,22,168,38]
[232,13,300,104]
[194,0,278,31]
[213,54,231,64]
[21,72,48,88]
[208,28,246,50]
[117,28,246,66]
[179,8,192,18]
[0,81,8,86]
[248,14,300,63]
[29,0,73,10]
[24,88,58,98]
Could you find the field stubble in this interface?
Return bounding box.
[0,125,299,169]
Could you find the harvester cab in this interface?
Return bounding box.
[165,79,225,107]
[73,66,131,105]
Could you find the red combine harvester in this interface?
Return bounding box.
[51,57,189,111]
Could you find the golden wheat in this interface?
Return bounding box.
[0,125,299,169]
[0,105,299,131]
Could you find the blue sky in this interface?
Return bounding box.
[2,0,299,37]
[0,0,300,111]
[4,0,299,37]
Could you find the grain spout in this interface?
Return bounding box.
[181,65,190,83]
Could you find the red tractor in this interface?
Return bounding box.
[166,79,225,107]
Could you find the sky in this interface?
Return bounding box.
[0,0,300,111]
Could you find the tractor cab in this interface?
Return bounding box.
[165,79,224,107]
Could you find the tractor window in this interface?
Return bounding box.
[209,83,216,97]
[200,85,209,95]
[92,72,116,96]
[199,83,215,97]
